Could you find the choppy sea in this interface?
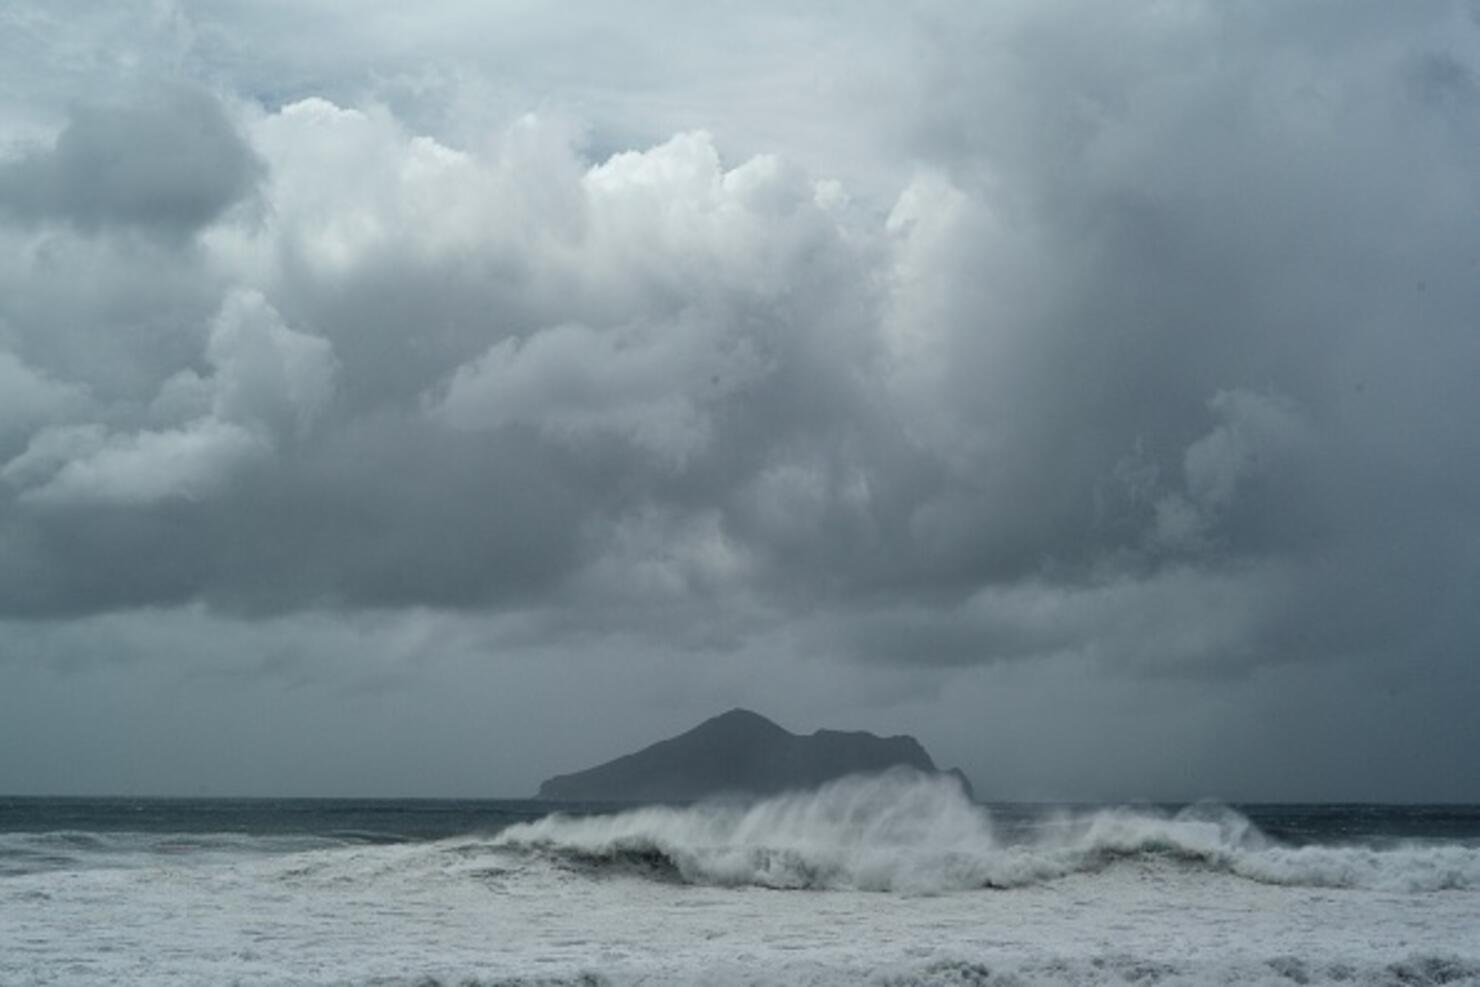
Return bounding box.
[3,771,1478,986]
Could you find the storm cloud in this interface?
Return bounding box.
[1,1,1477,800]
[0,83,261,236]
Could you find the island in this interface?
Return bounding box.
[535,707,974,803]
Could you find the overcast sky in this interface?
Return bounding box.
[1,1,1477,802]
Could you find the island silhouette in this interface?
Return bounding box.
[536,707,974,802]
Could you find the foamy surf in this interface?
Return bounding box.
[5,788,1479,985]
[312,954,1480,987]
[494,770,1480,893]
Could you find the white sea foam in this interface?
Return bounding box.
[5,781,1479,985]
[494,770,1480,893]
[290,954,1480,987]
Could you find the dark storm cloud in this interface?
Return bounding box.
[0,4,1476,643]
[0,84,262,237]
[0,104,897,620]
[2,0,1479,798]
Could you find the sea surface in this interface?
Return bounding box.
[3,771,1479,986]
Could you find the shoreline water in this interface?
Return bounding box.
[4,777,1479,985]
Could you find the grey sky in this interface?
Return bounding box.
[1,0,1477,801]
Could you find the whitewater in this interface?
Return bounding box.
[2,773,1478,986]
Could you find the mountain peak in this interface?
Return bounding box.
[694,707,789,733]
[709,706,775,724]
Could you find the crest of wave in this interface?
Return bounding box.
[496,768,998,892]
[493,771,1480,893]
[491,769,1241,892]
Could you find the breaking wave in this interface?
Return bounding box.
[493,770,1480,893]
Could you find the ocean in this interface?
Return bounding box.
[2,771,1478,986]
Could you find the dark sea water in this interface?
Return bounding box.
[3,777,1479,986]
[5,794,1478,845]
[0,794,565,843]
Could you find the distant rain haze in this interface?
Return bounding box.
[1,1,1478,802]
